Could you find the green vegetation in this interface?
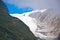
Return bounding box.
[0,0,36,40]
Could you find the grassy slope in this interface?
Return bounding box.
[0,0,36,40]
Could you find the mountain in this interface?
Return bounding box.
[0,0,37,40]
[10,8,60,40]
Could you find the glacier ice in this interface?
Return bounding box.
[10,9,60,40]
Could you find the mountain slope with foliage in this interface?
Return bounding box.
[0,0,36,40]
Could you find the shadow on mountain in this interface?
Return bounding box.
[0,0,36,40]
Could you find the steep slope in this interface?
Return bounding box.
[28,9,60,40]
[10,8,60,40]
[0,0,36,40]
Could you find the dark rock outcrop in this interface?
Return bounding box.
[0,0,36,40]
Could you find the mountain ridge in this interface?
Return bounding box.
[0,0,36,40]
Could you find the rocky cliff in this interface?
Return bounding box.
[0,0,36,40]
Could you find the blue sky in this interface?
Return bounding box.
[3,0,33,14]
[3,0,60,14]
[5,3,33,14]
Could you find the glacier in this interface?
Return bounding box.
[10,9,60,40]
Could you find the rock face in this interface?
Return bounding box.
[28,9,60,40]
[10,9,60,40]
[0,0,36,40]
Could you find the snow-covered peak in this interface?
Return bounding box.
[10,9,60,40]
